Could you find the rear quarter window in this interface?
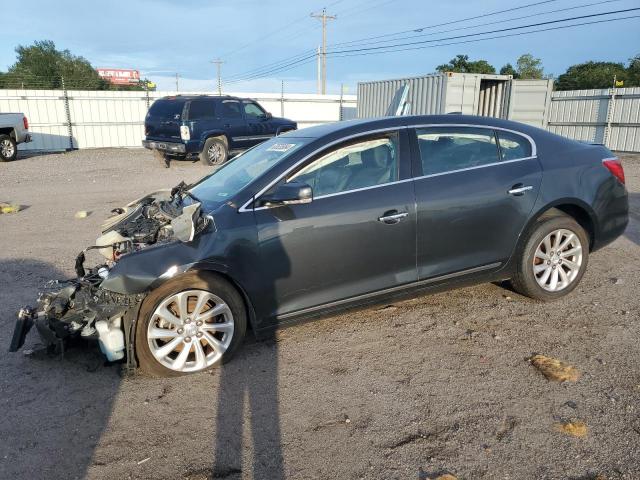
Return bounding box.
[148,99,185,119]
[496,131,532,160]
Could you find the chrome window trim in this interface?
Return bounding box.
[238,123,538,212]
[411,123,537,157]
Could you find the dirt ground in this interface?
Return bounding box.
[0,148,638,480]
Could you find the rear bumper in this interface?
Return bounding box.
[142,139,186,155]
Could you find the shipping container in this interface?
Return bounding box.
[357,72,553,128]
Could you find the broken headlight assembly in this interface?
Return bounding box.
[9,181,211,367]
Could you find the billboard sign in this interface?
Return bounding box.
[97,68,141,85]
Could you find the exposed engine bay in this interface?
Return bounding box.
[9,182,210,369]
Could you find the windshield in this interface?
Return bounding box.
[190,137,311,210]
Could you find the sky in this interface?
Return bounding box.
[1,0,639,94]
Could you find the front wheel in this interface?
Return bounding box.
[135,272,247,376]
[510,214,589,301]
[0,134,17,162]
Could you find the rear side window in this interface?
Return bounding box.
[496,131,532,160]
[188,99,216,120]
[148,99,185,119]
[416,127,499,175]
[221,101,242,119]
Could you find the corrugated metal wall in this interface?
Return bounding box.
[357,74,445,118]
[547,87,640,152]
[0,90,357,151]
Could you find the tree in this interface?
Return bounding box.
[516,54,544,79]
[555,60,629,90]
[0,40,145,91]
[499,63,519,78]
[436,54,496,74]
[627,54,640,86]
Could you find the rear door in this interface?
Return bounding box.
[219,99,250,149]
[243,100,276,146]
[145,98,186,141]
[251,129,417,326]
[186,98,217,141]
[411,126,542,279]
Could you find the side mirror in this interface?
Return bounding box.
[259,182,312,207]
[263,112,273,120]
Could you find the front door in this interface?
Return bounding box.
[243,101,276,146]
[251,130,417,326]
[411,126,542,279]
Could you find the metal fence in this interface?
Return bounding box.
[547,87,640,153]
[0,89,357,151]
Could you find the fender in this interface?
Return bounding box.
[198,130,229,150]
[503,198,598,272]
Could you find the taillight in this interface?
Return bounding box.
[602,158,625,184]
[23,116,29,130]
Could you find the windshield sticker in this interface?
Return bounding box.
[267,143,297,152]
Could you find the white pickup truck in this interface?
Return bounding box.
[0,113,31,161]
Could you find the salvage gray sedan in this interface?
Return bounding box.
[11,115,629,376]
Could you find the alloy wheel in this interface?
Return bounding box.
[147,289,234,372]
[207,143,224,163]
[533,228,583,292]
[1,139,15,158]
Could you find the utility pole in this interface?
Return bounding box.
[211,59,224,95]
[311,8,336,95]
[175,73,179,92]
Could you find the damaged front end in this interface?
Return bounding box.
[9,181,211,368]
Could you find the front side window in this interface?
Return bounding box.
[416,127,499,175]
[187,99,216,120]
[221,101,242,119]
[243,102,266,119]
[289,133,399,197]
[497,131,532,160]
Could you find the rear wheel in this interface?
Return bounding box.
[135,272,247,377]
[511,214,589,301]
[200,137,228,166]
[0,135,17,162]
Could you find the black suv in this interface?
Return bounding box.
[143,95,297,165]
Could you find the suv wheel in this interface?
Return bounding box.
[135,272,247,377]
[200,137,228,166]
[510,213,589,301]
[0,135,17,162]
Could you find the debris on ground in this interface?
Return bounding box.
[74,210,90,219]
[0,202,21,214]
[530,354,581,382]
[555,420,588,438]
[611,277,625,285]
[137,457,151,465]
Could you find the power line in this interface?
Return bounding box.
[224,13,638,85]
[224,0,565,84]
[326,7,640,55]
[329,0,623,48]
[329,0,562,48]
[328,14,640,58]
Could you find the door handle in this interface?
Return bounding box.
[378,211,408,224]
[508,185,533,196]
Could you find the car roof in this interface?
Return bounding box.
[281,114,547,139]
[157,94,250,102]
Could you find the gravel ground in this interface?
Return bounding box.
[0,148,638,480]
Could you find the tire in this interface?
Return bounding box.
[135,271,247,377]
[200,137,228,166]
[510,213,589,301]
[0,134,17,162]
